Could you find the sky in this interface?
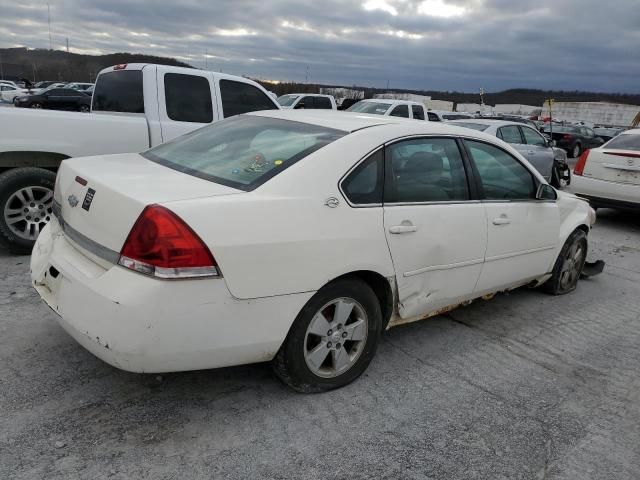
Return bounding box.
[1,0,639,93]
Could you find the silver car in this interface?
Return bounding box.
[449,119,570,187]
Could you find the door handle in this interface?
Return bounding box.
[389,221,418,234]
[527,150,536,155]
[492,216,510,226]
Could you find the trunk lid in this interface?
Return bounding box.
[582,148,640,185]
[55,153,242,255]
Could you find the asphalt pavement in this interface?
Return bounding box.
[1,208,639,479]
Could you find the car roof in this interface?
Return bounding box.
[248,110,507,137]
[282,93,332,97]
[619,128,640,136]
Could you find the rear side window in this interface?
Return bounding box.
[427,112,440,121]
[386,138,469,203]
[605,134,640,151]
[219,80,277,118]
[412,105,425,120]
[92,70,144,113]
[465,140,536,200]
[498,125,523,144]
[164,73,213,123]
[341,149,383,205]
[389,105,409,118]
[143,115,345,191]
[313,96,332,109]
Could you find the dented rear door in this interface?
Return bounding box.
[382,136,487,320]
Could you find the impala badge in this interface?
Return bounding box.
[324,197,340,208]
[67,194,79,208]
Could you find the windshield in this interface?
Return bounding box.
[347,101,391,115]
[451,122,489,131]
[143,115,346,191]
[277,95,300,107]
[604,133,640,151]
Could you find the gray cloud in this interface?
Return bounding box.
[1,0,638,92]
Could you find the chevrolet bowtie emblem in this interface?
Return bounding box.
[67,194,79,208]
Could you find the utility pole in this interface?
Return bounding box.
[479,87,485,116]
[47,3,52,50]
[386,79,390,90]
[66,37,69,53]
[305,65,309,83]
[205,49,208,70]
[547,98,554,138]
[0,53,3,80]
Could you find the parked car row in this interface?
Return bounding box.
[0,80,95,106]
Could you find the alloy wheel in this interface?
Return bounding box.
[559,241,585,290]
[303,297,368,378]
[3,186,54,241]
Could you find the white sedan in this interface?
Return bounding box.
[0,84,29,102]
[571,128,640,210]
[31,111,595,392]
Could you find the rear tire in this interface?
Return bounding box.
[31,103,42,109]
[0,168,56,254]
[273,278,382,392]
[543,229,588,295]
[570,143,581,158]
[79,104,90,113]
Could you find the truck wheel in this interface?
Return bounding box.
[543,229,588,295]
[273,278,382,393]
[79,104,90,113]
[0,168,56,254]
[571,143,581,158]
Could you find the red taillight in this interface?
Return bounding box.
[113,64,127,70]
[574,150,590,176]
[562,134,573,140]
[118,205,219,279]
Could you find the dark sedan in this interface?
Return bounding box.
[541,125,605,158]
[14,87,91,112]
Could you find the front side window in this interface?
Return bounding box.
[389,105,409,118]
[341,149,383,205]
[385,138,469,203]
[498,125,523,144]
[465,140,536,200]
[143,115,345,191]
[92,70,144,113]
[164,73,213,123]
[277,95,300,107]
[219,80,277,118]
[412,105,425,120]
[521,127,546,147]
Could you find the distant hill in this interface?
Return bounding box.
[2,48,639,107]
[0,47,192,83]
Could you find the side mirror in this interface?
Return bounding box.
[548,139,556,147]
[536,183,557,201]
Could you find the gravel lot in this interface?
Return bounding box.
[1,208,639,480]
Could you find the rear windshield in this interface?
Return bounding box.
[347,101,391,115]
[143,115,345,191]
[443,114,472,120]
[605,133,640,151]
[542,126,577,134]
[92,70,144,113]
[451,122,489,131]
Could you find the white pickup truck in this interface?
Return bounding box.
[0,63,280,252]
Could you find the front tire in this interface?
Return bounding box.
[31,102,42,109]
[0,168,56,254]
[543,229,588,295]
[273,278,382,392]
[79,104,90,113]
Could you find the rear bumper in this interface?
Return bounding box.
[31,220,313,373]
[571,175,640,210]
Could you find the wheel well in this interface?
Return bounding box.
[0,151,69,171]
[576,224,589,235]
[331,271,394,328]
